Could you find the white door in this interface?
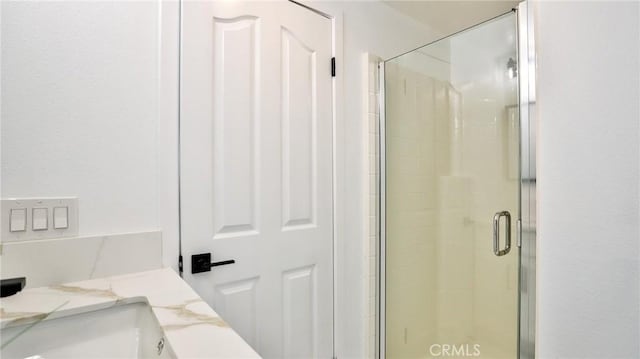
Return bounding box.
[180,1,333,358]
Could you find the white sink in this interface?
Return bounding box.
[1,302,176,359]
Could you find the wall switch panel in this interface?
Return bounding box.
[1,198,78,242]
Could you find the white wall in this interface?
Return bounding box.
[535,1,640,357]
[0,1,180,268]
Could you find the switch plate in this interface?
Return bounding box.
[1,198,78,242]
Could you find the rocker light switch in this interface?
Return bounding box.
[32,208,48,231]
[53,206,69,229]
[9,208,26,232]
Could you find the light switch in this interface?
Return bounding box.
[53,207,69,229]
[32,208,48,231]
[9,208,27,232]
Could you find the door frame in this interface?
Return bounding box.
[376,2,537,358]
[176,1,343,358]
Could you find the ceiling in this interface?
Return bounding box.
[383,0,519,37]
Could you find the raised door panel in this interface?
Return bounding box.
[212,16,261,239]
[215,277,260,349]
[282,266,316,358]
[281,27,317,231]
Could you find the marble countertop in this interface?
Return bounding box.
[0,268,261,358]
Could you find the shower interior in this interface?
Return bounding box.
[380,11,524,359]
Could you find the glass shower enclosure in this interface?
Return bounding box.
[380,7,535,358]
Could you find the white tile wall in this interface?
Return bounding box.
[384,61,440,358]
[363,53,381,359]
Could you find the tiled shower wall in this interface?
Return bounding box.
[363,53,381,359]
[384,60,441,358]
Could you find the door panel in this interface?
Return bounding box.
[384,12,519,359]
[211,15,260,238]
[215,277,260,347]
[181,1,333,358]
[282,265,316,358]
[281,28,318,229]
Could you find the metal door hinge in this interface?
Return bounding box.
[331,57,336,77]
[178,255,184,274]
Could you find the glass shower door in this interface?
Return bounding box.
[383,12,519,359]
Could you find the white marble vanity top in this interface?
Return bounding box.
[0,268,261,358]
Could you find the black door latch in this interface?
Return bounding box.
[191,253,235,274]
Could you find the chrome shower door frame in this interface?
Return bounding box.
[376,2,537,358]
[516,1,537,358]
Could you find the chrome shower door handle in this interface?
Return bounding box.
[493,211,512,256]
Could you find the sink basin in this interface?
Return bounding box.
[1,302,176,359]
